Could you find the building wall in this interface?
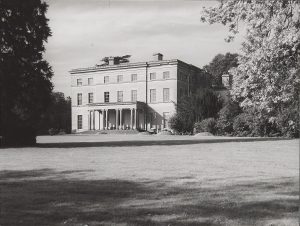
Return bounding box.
[70,59,210,132]
[71,63,179,131]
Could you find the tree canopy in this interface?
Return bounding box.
[201,0,300,136]
[0,0,53,145]
[169,89,222,133]
[38,92,71,135]
[203,52,239,87]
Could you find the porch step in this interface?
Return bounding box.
[79,130,139,135]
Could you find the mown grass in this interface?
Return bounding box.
[0,169,298,226]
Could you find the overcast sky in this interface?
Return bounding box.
[44,0,245,97]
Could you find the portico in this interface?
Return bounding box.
[87,101,146,131]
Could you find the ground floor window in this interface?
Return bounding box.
[77,115,83,129]
[163,112,169,128]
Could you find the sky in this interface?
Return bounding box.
[44,0,245,97]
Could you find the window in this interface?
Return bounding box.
[131,90,137,102]
[77,115,83,129]
[104,92,109,103]
[163,112,169,128]
[77,79,82,86]
[117,75,123,83]
[88,78,93,85]
[131,74,137,81]
[104,76,109,83]
[77,93,82,105]
[163,88,170,102]
[150,72,156,80]
[150,89,156,103]
[163,71,170,79]
[117,91,123,102]
[88,93,93,103]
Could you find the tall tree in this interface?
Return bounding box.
[0,0,53,145]
[203,52,239,87]
[38,92,71,135]
[169,89,222,133]
[201,0,300,137]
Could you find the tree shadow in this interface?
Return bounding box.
[32,137,290,149]
[0,169,298,226]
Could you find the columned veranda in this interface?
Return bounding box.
[87,102,145,131]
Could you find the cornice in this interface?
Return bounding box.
[70,59,180,75]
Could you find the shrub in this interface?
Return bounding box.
[276,107,299,138]
[232,111,275,137]
[194,118,217,134]
[232,113,252,137]
[169,114,191,133]
[48,128,58,136]
[216,100,241,135]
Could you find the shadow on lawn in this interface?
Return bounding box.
[33,137,290,149]
[0,169,298,226]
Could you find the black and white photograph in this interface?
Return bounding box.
[0,0,299,225]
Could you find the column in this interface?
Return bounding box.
[116,109,119,130]
[105,109,108,130]
[130,108,133,130]
[93,110,95,130]
[133,108,137,129]
[120,109,123,130]
[88,110,90,130]
[102,110,106,130]
[98,110,101,130]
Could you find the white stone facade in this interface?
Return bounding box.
[70,55,209,132]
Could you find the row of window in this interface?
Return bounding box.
[77,88,170,105]
[76,71,171,86]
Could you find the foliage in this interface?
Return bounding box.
[169,89,222,133]
[275,104,299,138]
[38,92,71,135]
[194,118,217,134]
[98,55,131,66]
[0,0,53,145]
[203,52,239,87]
[201,0,300,138]
[216,100,241,135]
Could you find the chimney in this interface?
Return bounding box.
[222,74,232,89]
[153,53,163,61]
[108,57,115,66]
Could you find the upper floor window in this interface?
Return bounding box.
[77,115,83,129]
[117,91,123,102]
[150,72,156,80]
[77,79,82,86]
[77,93,82,105]
[163,88,170,102]
[131,90,137,102]
[104,92,109,103]
[117,75,123,83]
[163,71,170,79]
[131,74,137,82]
[150,89,156,103]
[104,76,109,84]
[88,78,93,85]
[88,93,93,103]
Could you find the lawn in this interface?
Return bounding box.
[0,136,298,226]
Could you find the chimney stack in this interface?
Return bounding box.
[108,57,115,66]
[153,53,163,61]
